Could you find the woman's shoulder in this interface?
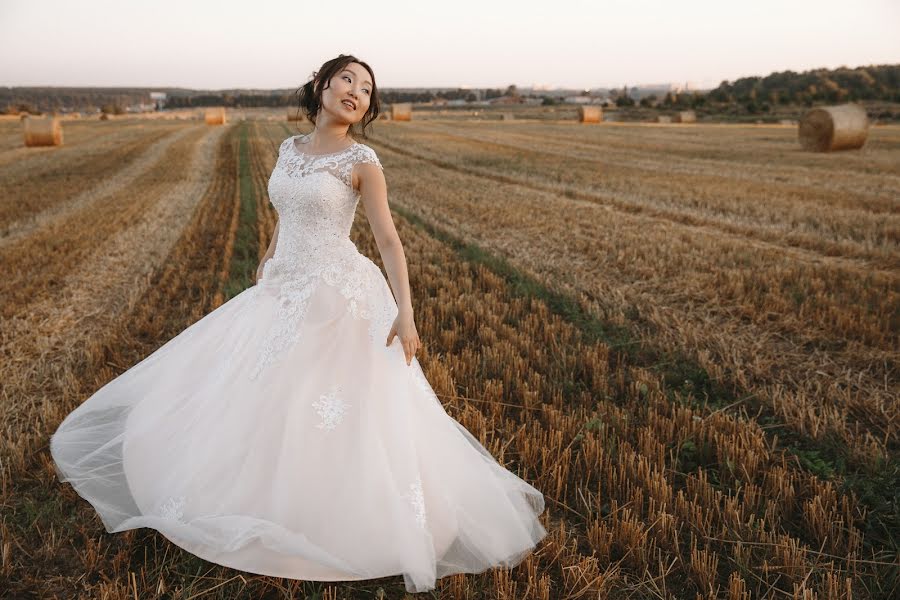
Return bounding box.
[352,142,383,170]
[279,135,298,154]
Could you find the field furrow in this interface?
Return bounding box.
[0,124,212,320]
[374,123,899,268]
[0,125,196,245]
[0,122,187,227]
[366,136,897,465]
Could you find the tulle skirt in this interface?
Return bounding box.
[50,255,547,593]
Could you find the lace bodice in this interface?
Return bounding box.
[262,134,383,280]
[251,134,391,379]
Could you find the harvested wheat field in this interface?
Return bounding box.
[1,116,898,599]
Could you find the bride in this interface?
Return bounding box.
[50,53,547,594]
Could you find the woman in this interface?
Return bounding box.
[50,53,547,594]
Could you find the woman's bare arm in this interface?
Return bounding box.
[355,162,419,363]
[357,165,411,313]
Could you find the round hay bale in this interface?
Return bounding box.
[391,103,412,121]
[23,116,63,147]
[99,113,112,120]
[656,115,672,123]
[798,103,868,152]
[673,110,696,123]
[500,112,514,121]
[204,106,227,125]
[578,105,602,123]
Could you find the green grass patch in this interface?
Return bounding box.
[223,122,259,300]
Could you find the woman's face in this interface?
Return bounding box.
[322,62,372,124]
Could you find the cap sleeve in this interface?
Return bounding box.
[278,136,294,156]
[355,145,383,171]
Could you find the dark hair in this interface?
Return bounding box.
[293,54,380,139]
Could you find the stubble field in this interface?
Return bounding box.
[1,113,897,599]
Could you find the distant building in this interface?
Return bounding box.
[150,91,167,110]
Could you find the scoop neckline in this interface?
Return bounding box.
[290,134,358,157]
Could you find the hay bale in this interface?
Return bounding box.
[656,115,672,123]
[391,103,412,121]
[23,116,63,147]
[779,119,797,126]
[798,103,868,152]
[501,112,514,121]
[578,105,602,123]
[204,106,227,125]
[673,110,696,123]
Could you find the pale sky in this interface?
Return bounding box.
[1,0,898,90]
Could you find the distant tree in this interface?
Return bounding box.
[101,103,124,115]
[639,94,658,108]
[706,64,899,105]
[15,102,38,115]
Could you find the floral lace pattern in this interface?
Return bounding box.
[402,475,427,529]
[249,275,318,380]
[312,384,351,431]
[276,133,383,190]
[250,257,391,380]
[158,495,186,522]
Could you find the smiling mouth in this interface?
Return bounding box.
[341,100,356,110]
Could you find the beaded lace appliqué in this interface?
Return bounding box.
[249,276,318,380]
[402,475,427,529]
[312,384,351,430]
[249,260,389,380]
[158,495,186,522]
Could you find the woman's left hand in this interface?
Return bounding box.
[386,311,420,365]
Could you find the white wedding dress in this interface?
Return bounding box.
[50,133,547,593]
